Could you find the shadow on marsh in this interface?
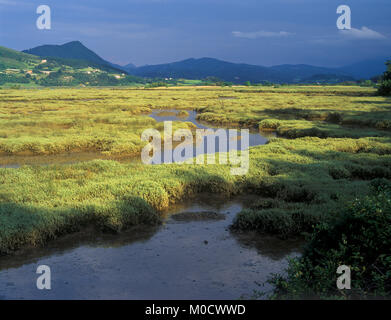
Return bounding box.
[0,189,303,271]
[0,224,160,271]
[0,194,161,267]
[353,99,391,105]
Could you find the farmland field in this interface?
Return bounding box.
[0,85,391,298]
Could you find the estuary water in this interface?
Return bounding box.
[0,109,274,168]
[0,194,302,299]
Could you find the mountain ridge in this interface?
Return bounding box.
[128,57,354,84]
[21,41,390,83]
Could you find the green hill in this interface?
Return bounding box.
[23,41,125,73]
[0,46,40,70]
[0,45,144,87]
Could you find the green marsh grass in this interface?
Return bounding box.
[0,86,391,254]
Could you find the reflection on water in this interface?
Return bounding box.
[150,109,274,148]
[0,194,303,300]
[0,109,274,168]
[233,232,303,261]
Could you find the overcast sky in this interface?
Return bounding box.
[0,0,390,67]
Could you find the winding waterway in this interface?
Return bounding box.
[0,109,274,168]
[0,109,300,300]
[149,109,274,148]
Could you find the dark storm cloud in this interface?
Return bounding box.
[1,0,390,67]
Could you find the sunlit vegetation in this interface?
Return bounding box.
[0,88,197,157]
[2,86,390,159]
[0,45,147,87]
[0,85,391,299]
[195,86,391,135]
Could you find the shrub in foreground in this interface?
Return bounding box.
[269,183,391,299]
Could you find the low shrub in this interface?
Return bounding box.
[259,119,281,130]
[378,79,391,97]
[269,187,391,299]
[326,112,343,124]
